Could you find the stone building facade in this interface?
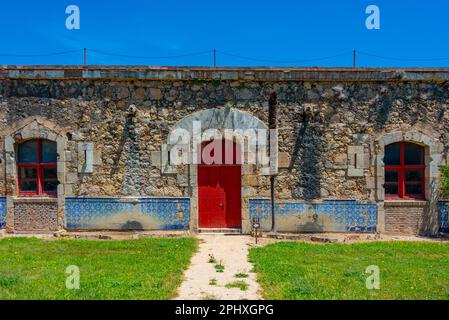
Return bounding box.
[0,66,448,235]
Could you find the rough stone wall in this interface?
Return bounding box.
[1,78,449,203]
[13,198,58,231]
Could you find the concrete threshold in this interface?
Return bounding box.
[198,228,242,235]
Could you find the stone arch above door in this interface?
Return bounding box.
[164,107,269,174]
[171,107,268,133]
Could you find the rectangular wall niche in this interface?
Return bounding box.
[78,142,94,173]
[347,145,365,177]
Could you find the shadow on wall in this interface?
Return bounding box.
[121,220,144,230]
[290,109,325,200]
[276,209,326,232]
[420,178,441,236]
[368,86,427,131]
[110,113,142,196]
[120,113,142,196]
[370,92,394,131]
[110,114,126,175]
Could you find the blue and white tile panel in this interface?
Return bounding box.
[249,199,377,232]
[65,197,190,230]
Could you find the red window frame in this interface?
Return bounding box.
[384,142,425,200]
[17,139,57,196]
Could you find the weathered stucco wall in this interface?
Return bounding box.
[0,67,448,234]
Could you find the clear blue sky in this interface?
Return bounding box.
[0,0,448,67]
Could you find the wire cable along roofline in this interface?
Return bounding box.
[217,50,353,63]
[0,49,83,57]
[88,49,213,59]
[358,51,449,62]
[0,48,448,65]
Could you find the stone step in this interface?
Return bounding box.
[198,228,241,235]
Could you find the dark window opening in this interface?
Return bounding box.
[384,142,425,200]
[17,139,57,196]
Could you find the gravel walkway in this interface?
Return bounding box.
[175,234,261,300]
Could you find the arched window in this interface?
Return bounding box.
[384,142,425,199]
[17,139,57,196]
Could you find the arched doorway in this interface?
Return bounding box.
[198,140,242,229]
[167,107,269,233]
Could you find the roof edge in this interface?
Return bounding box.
[1,66,449,82]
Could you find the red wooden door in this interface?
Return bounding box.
[198,141,241,228]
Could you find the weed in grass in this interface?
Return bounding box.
[343,270,364,278]
[208,254,217,264]
[202,294,218,300]
[109,280,123,288]
[289,278,315,296]
[0,273,20,287]
[234,272,248,278]
[209,278,217,286]
[214,261,225,273]
[225,281,249,291]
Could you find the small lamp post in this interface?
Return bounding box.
[251,216,261,244]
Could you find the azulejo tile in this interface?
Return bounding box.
[249,198,377,233]
[65,197,190,230]
[438,201,449,233]
[0,197,6,228]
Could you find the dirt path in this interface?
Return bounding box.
[175,234,261,300]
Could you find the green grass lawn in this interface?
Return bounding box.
[249,241,449,300]
[0,237,197,300]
